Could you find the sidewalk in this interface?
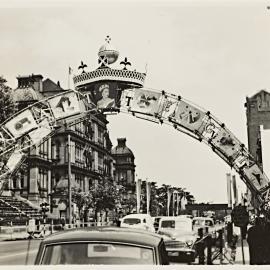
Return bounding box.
[0,230,52,241]
[234,238,249,265]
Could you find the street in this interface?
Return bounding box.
[0,240,41,265]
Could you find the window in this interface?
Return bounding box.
[39,141,48,159]
[98,153,103,172]
[123,218,141,225]
[161,220,175,228]
[97,128,104,145]
[41,243,155,265]
[55,142,60,160]
[39,169,48,189]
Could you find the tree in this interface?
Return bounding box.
[0,76,15,124]
[72,187,92,220]
[89,180,122,218]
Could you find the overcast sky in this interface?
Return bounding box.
[1,0,270,203]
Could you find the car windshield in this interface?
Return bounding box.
[41,242,155,265]
[161,220,175,228]
[123,218,141,225]
[193,219,213,226]
[193,219,204,226]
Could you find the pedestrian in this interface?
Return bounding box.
[247,217,265,264]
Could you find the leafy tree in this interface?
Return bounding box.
[89,180,122,217]
[72,187,92,220]
[0,76,15,124]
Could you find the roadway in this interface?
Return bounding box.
[0,240,41,265]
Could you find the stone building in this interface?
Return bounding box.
[245,89,270,208]
[111,138,136,193]
[245,90,270,169]
[11,74,115,219]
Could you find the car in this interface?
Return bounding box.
[157,216,197,263]
[120,213,155,232]
[158,216,193,233]
[192,217,215,232]
[34,227,170,265]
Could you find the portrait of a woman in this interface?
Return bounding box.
[97,84,115,109]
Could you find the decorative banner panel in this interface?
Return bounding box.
[120,89,135,110]
[48,92,81,119]
[234,153,249,168]
[199,117,220,139]
[129,89,162,115]
[5,110,38,139]
[6,151,23,172]
[172,100,206,131]
[28,119,52,145]
[159,95,179,119]
[211,128,242,158]
[243,163,270,191]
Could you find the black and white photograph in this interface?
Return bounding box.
[0,0,270,267]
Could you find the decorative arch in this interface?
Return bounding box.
[0,87,269,214]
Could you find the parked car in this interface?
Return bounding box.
[34,227,170,265]
[120,214,155,232]
[157,216,197,263]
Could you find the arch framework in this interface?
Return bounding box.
[0,87,269,214]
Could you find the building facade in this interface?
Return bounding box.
[111,138,136,193]
[245,89,270,208]
[11,74,115,219]
[245,90,270,169]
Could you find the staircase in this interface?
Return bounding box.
[0,196,43,225]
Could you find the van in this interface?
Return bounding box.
[120,214,155,232]
[158,216,193,234]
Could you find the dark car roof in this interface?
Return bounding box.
[42,227,163,247]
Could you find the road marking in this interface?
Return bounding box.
[0,249,38,260]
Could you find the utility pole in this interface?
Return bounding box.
[68,134,72,224]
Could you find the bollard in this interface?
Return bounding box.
[197,228,205,265]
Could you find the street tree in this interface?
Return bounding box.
[0,76,15,124]
[72,187,93,221]
[89,180,122,219]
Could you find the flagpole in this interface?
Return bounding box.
[68,66,70,90]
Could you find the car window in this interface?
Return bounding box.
[161,220,175,228]
[123,218,141,225]
[41,243,155,265]
[192,219,204,226]
[205,220,213,226]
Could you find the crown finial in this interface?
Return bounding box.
[105,35,111,43]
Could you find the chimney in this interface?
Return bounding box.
[117,138,126,148]
[57,81,61,87]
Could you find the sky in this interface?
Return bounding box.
[0,0,270,203]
